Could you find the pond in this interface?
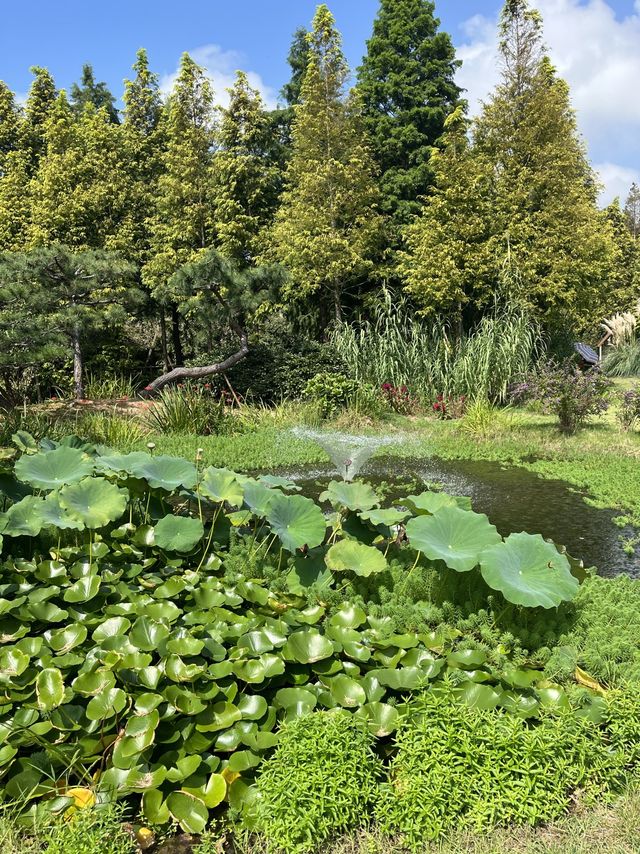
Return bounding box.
[267,456,638,578]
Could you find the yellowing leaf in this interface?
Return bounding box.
[575,666,607,696]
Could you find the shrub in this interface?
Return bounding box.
[256,711,382,853]
[511,360,612,434]
[458,398,497,438]
[303,372,360,418]
[618,387,640,431]
[77,413,150,450]
[375,685,626,848]
[603,340,640,377]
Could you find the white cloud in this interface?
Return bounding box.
[456,0,640,204]
[595,162,640,206]
[159,44,277,111]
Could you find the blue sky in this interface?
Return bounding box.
[1,0,638,202]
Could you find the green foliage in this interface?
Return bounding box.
[145,385,232,436]
[70,64,120,123]
[41,805,135,854]
[375,685,628,848]
[256,711,381,853]
[77,413,150,452]
[357,0,462,226]
[617,387,640,431]
[303,372,360,418]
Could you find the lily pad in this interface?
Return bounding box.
[480,532,579,608]
[325,539,388,577]
[406,506,501,572]
[266,493,326,552]
[128,455,197,491]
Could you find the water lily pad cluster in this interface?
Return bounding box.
[0,438,587,830]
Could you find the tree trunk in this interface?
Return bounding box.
[159,309,170,373]
[72,326,85,400]
[333,281,342,323]
[170,304,184,366]
[142,330,249,396]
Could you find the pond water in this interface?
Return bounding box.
[267,456,638,578]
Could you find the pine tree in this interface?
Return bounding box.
[29,92,129,250]
[212,71,279,263]
[21,67,57,170]
[70,63,120,123]
[357,0,462,226]
[625,183,640,239]
[0,246,139,399]
[143,53,218,364]
[0,151,31,250]
[281,27,311,108]
[265,5,382,322]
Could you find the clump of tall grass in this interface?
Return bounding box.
[603,341,640,377]
[77,412,150,450]
[146,384,232,436]
[84,372,139,400]
[331,296,541,404]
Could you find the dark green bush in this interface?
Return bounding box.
[256,711,382,853]
[303,372,360,418]
[375,685,626,848]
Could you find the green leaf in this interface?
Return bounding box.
[153,515,204,552]
[402,491,467,515]
[406,506,501,572]
[319,480,380,511]
[63,575,101,603]
[15,446,92,490]
[129,455,197,491]
[480,533,579,608]
[130,617,171,651]
[359,507,410,527]
[86,688,127,720]
[456,682,503,710]
[325,539,387,577]
[200,467,243,506]
[330,675,366,708]
[0,647,30,677]
[357,702,399,736]
[3,496,45,537]
[38,492,84,531]
[142,790,170,825]
[59,478,127,529]
[36,668,65,711]
[183,773,227,808]
[266,493,326,552]
[166,790,208,834]
[274,687,317,716]
[282,629,334,664]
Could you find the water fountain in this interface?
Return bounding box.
[291,427,401,481]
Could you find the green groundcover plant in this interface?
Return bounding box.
[0,433,627,842]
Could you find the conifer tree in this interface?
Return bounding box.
[265,5,382,322]
[0,82,21,167]
[20,67,57,170]
[213,71,279,263]
[402,0,615,333]
[625,183,640,239]
[0,152,31,250]
[604,199,639,312]
[0,246,139,399]
[29,92,129,250]
[143,53,218,364]
[357,0,462,226]
[71,63,120,123]
[119,49,164,264]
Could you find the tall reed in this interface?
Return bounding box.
[331,298,541,404]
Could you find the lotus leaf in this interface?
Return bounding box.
[242,480,275,516]
[480,532,579,608]
[166,790,208,834]
[258,475,300,492]
[406,506,501,572]
[325,539,387,577]
[15,446,92,490]
[153,515,204,552]
[356,702,399,736]
[36,668,65,711]
[402,491,471,515]
[128,455,197,491]
[282,629,334,664]
[358,507,410,527]
[58,478,127,529]
[329,675,366,708]
[266,493,326,552]
[200,467,243,506]
[456,682,503,709]
[38,493,84,531]
[319,480,380,512]
[3,495,45,537]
